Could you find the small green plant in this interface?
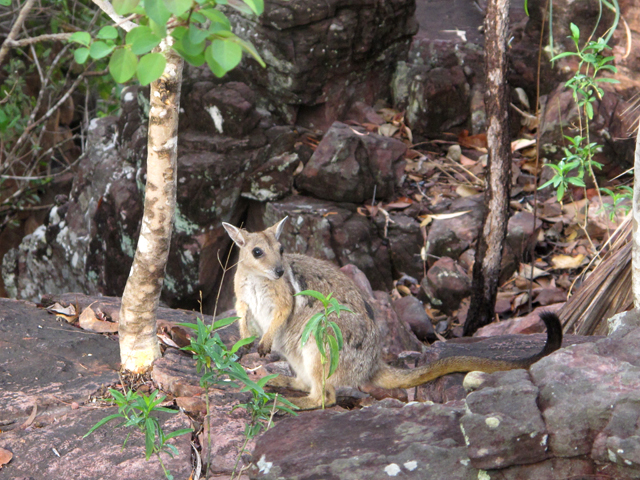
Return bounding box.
[179,316,296,479]
[295,290,351,409]
[540,21,617,212]
[85,389,192,480]
[600,186,633,220]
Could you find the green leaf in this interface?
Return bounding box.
[113,0,140,15]
[136,52,166,85]
[149,19,167,38]
[549,51,577,62]
[84,413,125,437]
[328,321,343,350]
[97,25,119,40]
[569,22,580,41]
[89,41,115,59]
[199,8,231,29]
[212,316,239,330]
[314,324,326,360]
[567,177,586,187]
[256,373,279,388]
[145,0,172,28]
[144,418,156,460]
[538,179,555,190]
[294,289,327,304]
[162,0,192,17]
[300,312,323,346]
[188,25,209,45]
[109,48,138,83]
[241,0,263,15]
[205,44,226,76]
[209,39,242,70]
[327,334,340,378]
[228,36,265,67]
[126,26,162,55]
[69,31,91,46]
[230,336,256,354]
[164,428,193,440]
[0,0,10,6]
[74,47,90,64]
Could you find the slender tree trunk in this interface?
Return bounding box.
[118,37,184,372]
[632,119,640,308]
[463,0,512,336]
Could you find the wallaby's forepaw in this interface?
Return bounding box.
[257,340,272,357]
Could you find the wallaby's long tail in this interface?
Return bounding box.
[371,311,563,389]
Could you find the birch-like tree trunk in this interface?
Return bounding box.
[632,120,640,308]
[118,38,184,372]
[463,0,512,336]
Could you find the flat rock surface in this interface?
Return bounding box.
[0,297,191,479]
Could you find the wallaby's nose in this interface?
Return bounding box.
[275,266,284,278]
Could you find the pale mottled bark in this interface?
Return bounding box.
[464,0,511,336]
[118,37,183,372]
[632,119,640,309]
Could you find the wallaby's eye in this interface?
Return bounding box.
[279,245,284,255]
[252,247,264,258]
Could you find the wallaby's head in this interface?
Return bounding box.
[222,217,288,280]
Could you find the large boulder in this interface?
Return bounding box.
[295,122,407,204]
[226,0,418,129]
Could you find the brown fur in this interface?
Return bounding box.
[222,218,563,410]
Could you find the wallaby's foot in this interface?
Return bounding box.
[235,341,254,358]
[282,384,337,410]
[267,374,310,392]
[257,340,272,357]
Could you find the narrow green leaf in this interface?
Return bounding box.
[549,51,577,62]
[162,0,192,17]
[145,0,172,27]
[109,48,138,83]
[294,289,327,303]
[97,25,119,40]
[89,40,115,59]
[126,26,162,55]
[256,373,279,387]
[113,0,140,15]
[328,321,343,350]
[144,418,156,460]
[300,312,323,346]
[69,31,91,46]
[569,22,580,41]
[230,336,256,354]
[315,325,326,360]
[212,316,239,330]
[327,334,340,377]
[74,47,90,64]
[84,413,125,437]
[0,0,11,6]
[164,428,193,440]
[567,177,586,187]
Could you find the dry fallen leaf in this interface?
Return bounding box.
[551,254,586,270]
[420,210,471,227]
[458,130,488,151]
[46,302,77,322]
[460,154,477,166]
[78,306,119,333]
[0,447,12,468]
[511,138,536,152]
[518,263,549,280]
[456,185,480,197]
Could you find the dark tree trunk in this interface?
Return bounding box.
[463,0,512,336]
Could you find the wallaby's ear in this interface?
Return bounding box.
[222,222,246,247]
[271,216,288,240]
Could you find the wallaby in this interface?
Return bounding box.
[222,217,563,410]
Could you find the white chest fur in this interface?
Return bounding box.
[240,276,277,336]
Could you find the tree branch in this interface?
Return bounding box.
[90,0,137,32]
[3,32,73,47]
[0,0,37,66]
